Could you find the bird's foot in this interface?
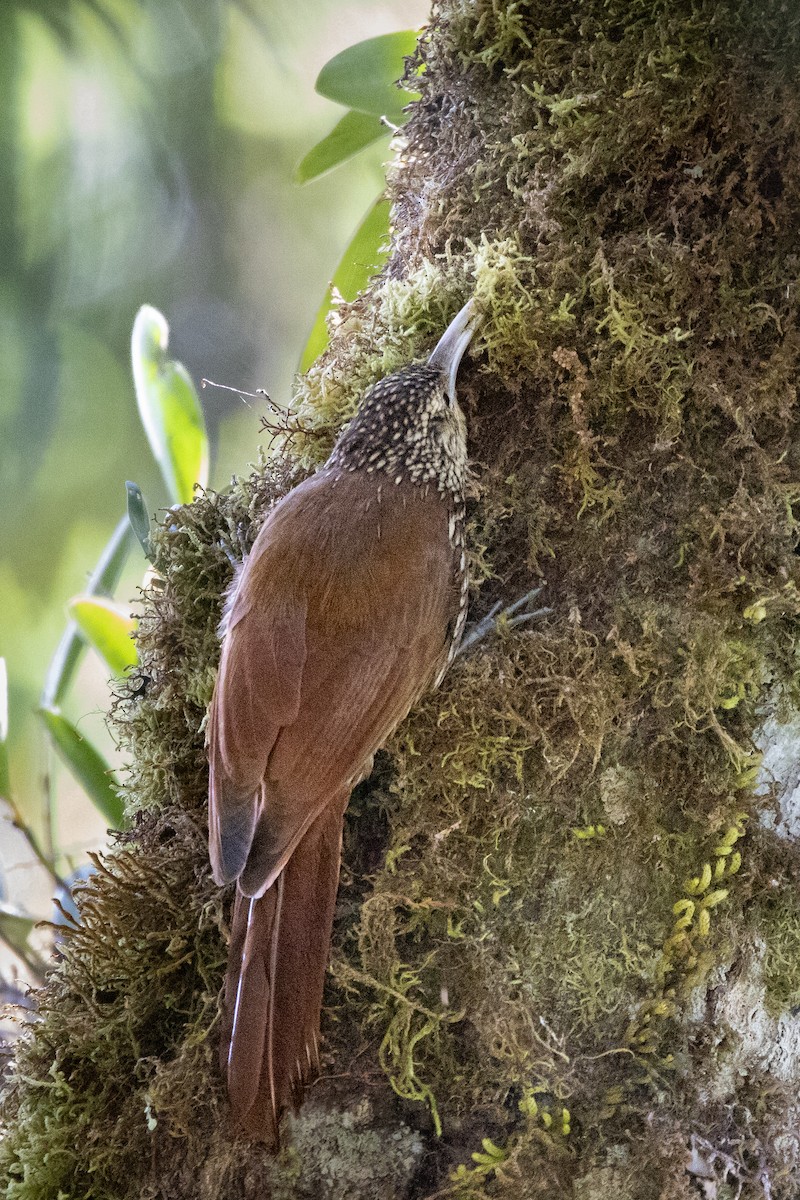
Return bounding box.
[457,585,551,657]
[220,520,253,570]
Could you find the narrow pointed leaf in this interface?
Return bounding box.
[131,305,209,506]
[126,481,153,560]
[315,31,421,118]
[68,596,138,679]
[296,109,388,184]
[39,707,125,829]
[42,516,133,709]
[300,197,391,373]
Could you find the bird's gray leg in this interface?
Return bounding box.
[457,586,552,657]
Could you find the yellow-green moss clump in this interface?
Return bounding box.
[4,0,800,1196]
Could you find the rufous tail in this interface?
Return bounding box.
[219,791,348,1145]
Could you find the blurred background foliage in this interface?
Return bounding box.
[0,0,427,925]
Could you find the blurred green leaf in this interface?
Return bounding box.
[0,903,38,955]
[300,197,391,373]
[0,658,8,800]
[296,109,388,184]
[315,31,421,118]
[126,481,154,561]
[39,707,125,829]
[68,596,138,679]
[41,517,134,709]
[131,305,209,506]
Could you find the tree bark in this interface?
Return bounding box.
[3,1,800,1197]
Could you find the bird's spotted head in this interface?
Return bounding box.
[327,364,467,494]
[326,301,477,497]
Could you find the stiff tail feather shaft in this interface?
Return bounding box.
[219,790,349,1144]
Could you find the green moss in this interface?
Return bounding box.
[0,814,226,1199]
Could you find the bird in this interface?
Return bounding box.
[206,298,479,1145]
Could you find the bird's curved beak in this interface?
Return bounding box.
[427,298,481,404]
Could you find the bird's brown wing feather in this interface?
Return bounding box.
[210,471,455,894]
[237,626,442,896]
[208,605,306,885]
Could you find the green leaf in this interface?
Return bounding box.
[68,596,137,679]
[131,305,209,506]
[296,109,388,184]
[315,31,421,118]
[0,903,38,956]
[126,480,153,560]
[300,197,391,373]
[41,516,134,709]
[39,707,125,829]
[0,658,9,800]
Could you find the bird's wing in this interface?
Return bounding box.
[237,617,445,896]
[208,470,455,896]
[207,561,307,886]
[208,607,306,884]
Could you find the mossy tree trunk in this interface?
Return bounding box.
[4,1,800,1197]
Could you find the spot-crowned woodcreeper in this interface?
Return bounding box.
[207,299,478,1144]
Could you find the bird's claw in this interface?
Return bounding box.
[220,521,253,570]
[457,585,551,657]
